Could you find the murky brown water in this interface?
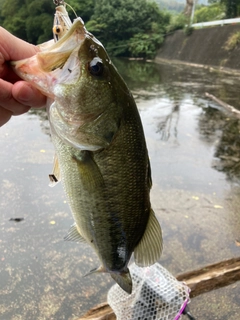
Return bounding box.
[0,60,240,319]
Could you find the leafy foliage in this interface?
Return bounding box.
[224,31,240,50]
[86,0,170,58]
[128,32,164,59]
[194,2,225,22]
[0,0,170,58]
[220,0,240,18]
[1,0,55,43]
[0,0,94,44]
[210,0,240,18]
[166,13,189,33]
[65,0,95,23]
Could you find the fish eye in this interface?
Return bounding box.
[53,25,63,35]
[88,58,104,76]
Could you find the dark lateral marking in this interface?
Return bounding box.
[68,68,72,73]
[49,174,58,183]
[9,218,24,222]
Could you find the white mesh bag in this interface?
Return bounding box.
[107,263,190,320]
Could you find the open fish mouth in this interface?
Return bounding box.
[11,17,87,98]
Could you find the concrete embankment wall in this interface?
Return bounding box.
[156,24,240,71]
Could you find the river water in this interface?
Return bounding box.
[0,60,240,319]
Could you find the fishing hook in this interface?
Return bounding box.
[53,0,77,17]
[53,0,65,6]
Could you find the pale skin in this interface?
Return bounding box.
[0,27,46,127]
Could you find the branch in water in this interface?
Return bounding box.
[205,92,240,119]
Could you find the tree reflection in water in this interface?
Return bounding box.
[156,104,180,141]
[198,104,240,182]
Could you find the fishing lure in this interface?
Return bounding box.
[52,0,77,42]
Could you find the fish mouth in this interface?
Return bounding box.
[11,18,86,98]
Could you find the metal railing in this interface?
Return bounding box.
[191,17,240,28]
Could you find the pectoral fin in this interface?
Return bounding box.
[49,154,61,187]
[64,223,87,243]
[73,151,105,192]
[134,209,163,267]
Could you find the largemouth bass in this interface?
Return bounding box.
[12,5,162,294]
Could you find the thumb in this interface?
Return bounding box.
[12,81,46,108]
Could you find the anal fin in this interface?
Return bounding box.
[64,223,87,243]
[134,209,163,267]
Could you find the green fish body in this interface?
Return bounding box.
[12,13,162,294]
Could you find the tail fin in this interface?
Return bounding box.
[134,208,163,267]
[110,269,132,294]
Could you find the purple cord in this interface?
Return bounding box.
[174,298,190,320]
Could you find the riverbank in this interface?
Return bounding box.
[156,24,240,71]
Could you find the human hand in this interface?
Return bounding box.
[0,27,47,127]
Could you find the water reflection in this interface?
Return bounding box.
[115,59,240,185]
[198,105,240,182]
[113,58,163,92]
[156,104,180,141]
[214,119,240,181]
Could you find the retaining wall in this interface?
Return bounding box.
[156,25,240,71]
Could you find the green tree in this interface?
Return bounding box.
[208,0,240,18]
[195,2,225,22]
[0,0,94,44]
[220,0,240,18]
[222,0,240,18]
[25,0,55,44]
[0,0,170,58]
[0,0,55,43]
[166,13,189,33]
[86,0,170,58]
[67,0,95,22]
[1,0,28,40]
